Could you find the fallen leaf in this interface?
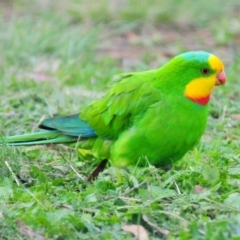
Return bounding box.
[122,224,149,240]
[16,220,46,240]
[231,114,240,121]
[26,72,55,82]
[227,94,239,100]
[17,71,56,83]
[203,134,211,141]
[194,185,206,194]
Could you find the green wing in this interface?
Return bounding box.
[80,70,162,139]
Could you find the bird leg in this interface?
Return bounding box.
[87,159,108,182]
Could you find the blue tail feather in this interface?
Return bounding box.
[39,114,96,137]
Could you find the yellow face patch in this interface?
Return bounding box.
[185,54,224,99]
[184,76,216,98]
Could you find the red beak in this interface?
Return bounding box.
[216,70,226,85]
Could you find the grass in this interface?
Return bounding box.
[1,0,240,239]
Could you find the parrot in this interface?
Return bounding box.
[0,51,226,170]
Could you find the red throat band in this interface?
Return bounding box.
[187,95,210,105]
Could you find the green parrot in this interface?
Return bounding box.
[1,51,226,169]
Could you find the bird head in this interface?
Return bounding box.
[178,51,226,105]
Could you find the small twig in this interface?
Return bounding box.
[205,197,240,213]
[159,210,189,227]
[121,180,147,196]
[37,115,46,126]
[74,136,82,151]
[142,215,170,236]
[5,161,21,186]
[118,196,142,202]
[5,161,47,210]
[58,151,85,181]
[116,205,139,210]
[174,180,181,195]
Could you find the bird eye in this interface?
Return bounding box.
[201,68,210,74]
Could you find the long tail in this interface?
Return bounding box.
[0,130,76,146]
[0,113,96,146]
